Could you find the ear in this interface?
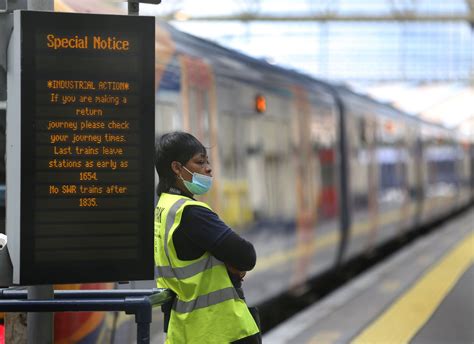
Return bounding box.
[171,161,181,176]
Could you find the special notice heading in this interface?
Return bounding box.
[46,34,130,51]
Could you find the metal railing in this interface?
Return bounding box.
[0,288,173,344]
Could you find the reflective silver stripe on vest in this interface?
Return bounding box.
[172,287,240,313]
[155,256,224,279]
[163,198,187,264]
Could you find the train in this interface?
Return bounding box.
[0,0,473,343]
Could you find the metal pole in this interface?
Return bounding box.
[24,0,55,339]
[2,3,21,343]
[27,285,54,343]
[128,1,139,16]
[125,295,153,344]
[26,0,52,11]
[25,3,55,343]
[26,4,54,337]
[136,321,151,344]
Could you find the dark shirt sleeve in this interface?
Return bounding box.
[173,205,256,271]
[211,230,256,271]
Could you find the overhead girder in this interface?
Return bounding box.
[167,13,474,23]
[162,0,473,25]
[389,0,418,15]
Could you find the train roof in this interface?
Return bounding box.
[161,22,441,127]
[160,22,461,136]
[160,22,333,91]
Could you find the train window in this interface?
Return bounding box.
[426,146,459,185]
[378,147,406,190]
[155,102,181,136]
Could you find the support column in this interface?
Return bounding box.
[23,1,55,342]
[27,285,54,343]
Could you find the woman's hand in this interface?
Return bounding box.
[226,264,246,280]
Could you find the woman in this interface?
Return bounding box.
[154,131,261,343]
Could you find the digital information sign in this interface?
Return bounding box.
[6,11,155,284]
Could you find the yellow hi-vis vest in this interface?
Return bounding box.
[154,193,259,344]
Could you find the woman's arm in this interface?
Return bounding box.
[209,231,256,271]
[175,205,256,271]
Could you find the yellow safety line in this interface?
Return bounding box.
[351,232,474,344]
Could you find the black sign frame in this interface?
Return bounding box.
[15,11,155,285]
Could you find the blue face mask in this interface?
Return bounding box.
[180,166,212,195]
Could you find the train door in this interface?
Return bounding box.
[404,119,421,230]
[344,104,380,258]
[244,115,268,223]
[290,86,340,287]
[308,90,340,271]
[471,143,474,202]
[257,92,294,221]
[180,55,221,210]
[413,127,424,226]
[395,120,413,234]
[313,105,339,222]
[420,125,459,223]
[217,79,263,229]
[292,87,319,233]
[457,138,470,208]
[262,121,289,218]
[418,124,431,224]
[216,78,295,230]
[364,115,379,251]
[290,87,318,288]
[375,116,411,240]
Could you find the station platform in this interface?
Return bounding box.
[263,208,474,344]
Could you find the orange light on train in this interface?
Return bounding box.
[384,120,394,133]
[255,94,266,113]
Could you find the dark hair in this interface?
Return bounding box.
[155,131,206,196]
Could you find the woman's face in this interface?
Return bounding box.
[182,152,212,180]
[171,152,212,196]
[171,151,212,193]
